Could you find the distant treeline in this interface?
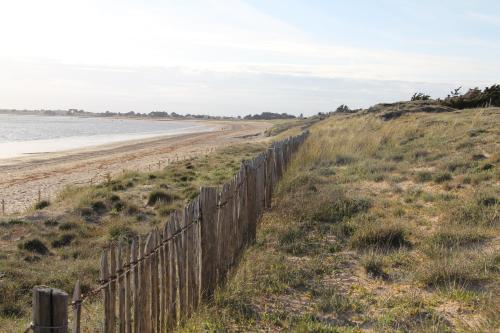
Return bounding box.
[0,109,300,120]
[243,112,297,120]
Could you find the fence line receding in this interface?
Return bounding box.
[28,131,308,333]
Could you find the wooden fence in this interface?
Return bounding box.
[29,131,308,333]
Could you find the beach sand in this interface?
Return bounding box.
[0,120,271,214]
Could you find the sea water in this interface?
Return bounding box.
[0,114,211,159]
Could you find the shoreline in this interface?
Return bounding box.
[0,120,271,214]
[0,116,219,160]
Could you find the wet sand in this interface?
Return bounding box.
[0,120,271,214]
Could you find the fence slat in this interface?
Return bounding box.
[72,280,81,333]
[109,245,117,332]
[174,211,187,319]
[149,229,159,332]
[193,196,201,308]
[245,161,257,244]
[159,228,166,333]
[131,238,139,333]
[185,202,195,315]
[100,251,111,333]
[125,243,132,333]
[167,216,177,328]
[200,187,217,299]
[117,245,125,333]
[142,233,153,333]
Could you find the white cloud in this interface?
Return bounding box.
[0,0,498,114]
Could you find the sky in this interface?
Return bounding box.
[0,0,499,116]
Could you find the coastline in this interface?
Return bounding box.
[0,120,271,214]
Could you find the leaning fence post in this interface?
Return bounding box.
[71,280,81,333]
[32,286,68,333]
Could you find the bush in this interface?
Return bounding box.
[417,255,485,288]
[59,222,78,231]
[416,171,433,182]
[310,194,371,224]
[334,154,356,165]
[411,92,431,101]
[433,172,452,183]
[147,190,175,206]
[315,288,356,314]
[113,201,125,212]
[441,84,500,109]
[44,219,59,227]
[19,239,49,255]
[0,219,25,227]
[91,200,107,214]
[51,233,76,248]
[447,195,498,227]
[108,225,138,242]
[350,223,409,250]
[35,200,50,210]
[361,251,387,278]
[427,228,486,250]
[277,227,312,255]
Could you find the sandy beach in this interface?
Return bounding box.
[0,120,271,214]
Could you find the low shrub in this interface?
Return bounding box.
[416,171,433,182]
[147,190,175,206]
[427,227,487,250]
[44,219,59,227]
[417,255,485,288]
[334,154,356,165]
[361,251,387,278]
[310,193,371,224]
[433,172,452,183]
[35,200,50,210]
[447,195,498,227]
[59,222,78,231]
[51,233,76,248]
[108,224,138,243]
[18,239,49,255]
[0,219,25,227]
[350,222,409,250]
[316,289,355,314]
[91,200,107,214]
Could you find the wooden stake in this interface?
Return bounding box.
[72,280,82,333]
[100,252,111,333]
[32,286,68,333]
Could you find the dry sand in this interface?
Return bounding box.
[0,120,271,214]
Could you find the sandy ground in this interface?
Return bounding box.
[0,120,271,214]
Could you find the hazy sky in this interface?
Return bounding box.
[1,0,499,116]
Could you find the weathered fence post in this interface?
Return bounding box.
[199,187,218,299]
[100,251,112,333]
[32,286,68,333]
[71,281,81,333]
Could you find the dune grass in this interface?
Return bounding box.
[181,107,499,332]
[0,138,283,331]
